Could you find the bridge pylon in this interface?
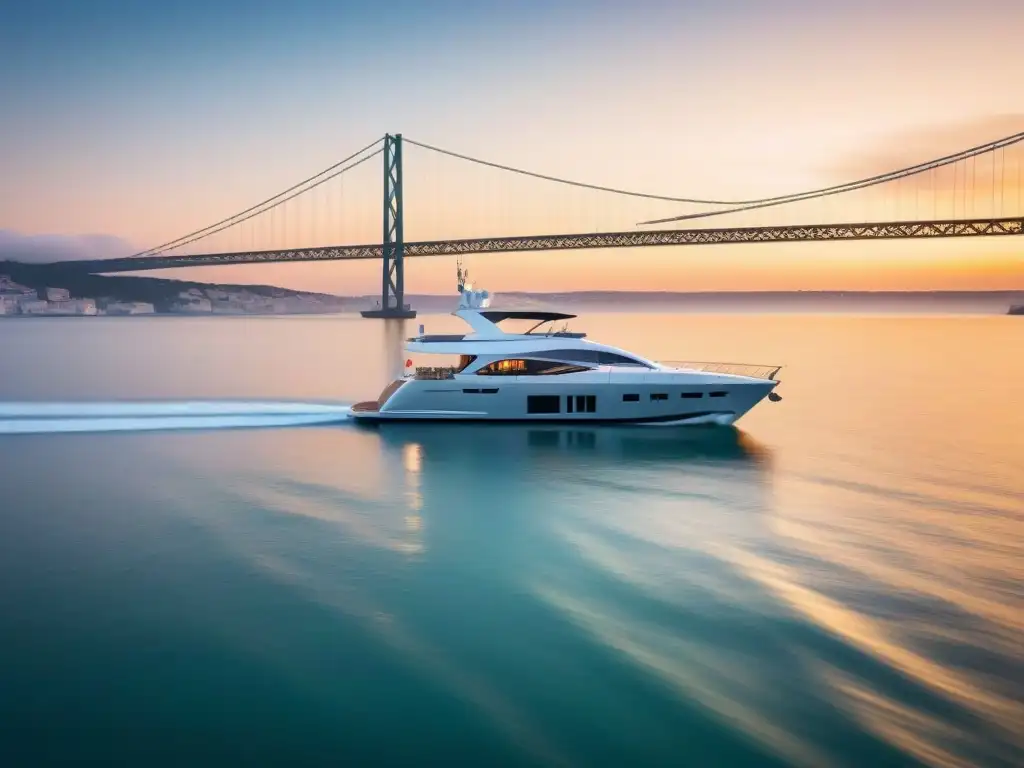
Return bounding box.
[362,133,416,319]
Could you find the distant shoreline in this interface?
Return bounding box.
[376,290,1024,316]
[4,303,1022,319]
[0,309,349,320]
[3,261,1022,317]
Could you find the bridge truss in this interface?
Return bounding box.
[61,216,1023,274]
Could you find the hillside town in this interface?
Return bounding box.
[0,275,347,317]
[170,286,346,315]
[1,275,133,316]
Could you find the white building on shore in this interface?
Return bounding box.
[0,275,38,305]
[172,291,213,313]
[46,287,71,302]
[52,299,98,315]
[105,301,155,316]
[1,277,101,316]
[17,299,51,315]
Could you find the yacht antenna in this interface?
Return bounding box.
[456,257,468,293]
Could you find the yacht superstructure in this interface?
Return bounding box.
[350,276,782,426]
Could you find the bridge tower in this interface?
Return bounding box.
[362,133,416,318]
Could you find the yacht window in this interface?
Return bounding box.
[681,392,704,399]
[541,364,590,375]
[622,393,639,402]
[527,395,561,414]
[566,395,573,413]
[456,355,477,372]
[462,388,499,394]
[480,359,527,375]
[650,393,668,401]
[529,349,652,368]
[598,351,649,367]
[709,391,728,398]
[532,349,597,364]
[477,359,590,376]
[573,395,596,413]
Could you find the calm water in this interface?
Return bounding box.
[1,313,1022,767]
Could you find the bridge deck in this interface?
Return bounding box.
[49,217,1024,274]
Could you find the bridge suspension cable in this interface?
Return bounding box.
[639,131,1024,225]
[403,137,737,205]
[130,137,384,258]
[404,132,1024,216]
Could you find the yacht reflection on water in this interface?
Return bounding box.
[371,424,774,533]
[373,422,775,557]
[371,422,772,469]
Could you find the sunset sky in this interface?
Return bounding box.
[1,0,1022,294]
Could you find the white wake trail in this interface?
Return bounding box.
[0,401,353,435]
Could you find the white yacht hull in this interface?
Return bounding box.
[349,372,776,426]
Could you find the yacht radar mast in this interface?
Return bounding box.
[455,258,491,309]
[456,258,468,294]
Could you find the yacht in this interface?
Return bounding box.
[350,274,782,426]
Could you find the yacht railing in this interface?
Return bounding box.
[659,361,782,380]
[413,361,781,380]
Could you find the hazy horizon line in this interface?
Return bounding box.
[381,288,1024,297]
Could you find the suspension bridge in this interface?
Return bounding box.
[50,131,1024,318]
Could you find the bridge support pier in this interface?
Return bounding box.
[362,133,416,319]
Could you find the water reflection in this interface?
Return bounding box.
[382,318,409,383]
[409,428,844,766]
[16,412,1021,766]
[163,424,783,764]
[373,422,769,466]
[6,313,1024,766]
[133,418,1024,766]
[756,467,1024,768]
[374,424,815,763]
[359,423,1023,767]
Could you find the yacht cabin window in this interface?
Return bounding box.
[529,349,651,368]
[565,395,596,413]
[476,359,590,376]
[526,395,561,414]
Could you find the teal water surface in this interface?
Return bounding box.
[1,313,1022,767]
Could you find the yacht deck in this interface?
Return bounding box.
[352,379,407,412]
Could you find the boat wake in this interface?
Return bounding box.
[0,401,353,435]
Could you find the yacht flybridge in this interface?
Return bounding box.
[351,278,782,425]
